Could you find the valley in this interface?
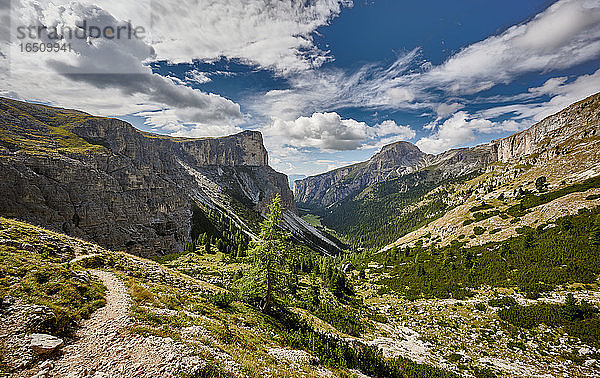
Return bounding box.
[1,92,600,378]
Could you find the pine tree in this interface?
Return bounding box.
[247,194,292,312]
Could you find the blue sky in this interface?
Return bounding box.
[3,0,600,176]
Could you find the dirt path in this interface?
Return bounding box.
[40,270,204,378]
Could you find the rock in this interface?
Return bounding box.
[39,360,54,370]
[30,333,64,354]
[25,305,56,333]
[341,263,354,272]
[268,347,320,365]
[294,141,428,207]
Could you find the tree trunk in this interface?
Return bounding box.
[265,261,272,312]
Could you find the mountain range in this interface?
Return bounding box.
[1,93,600,378]
[294,92,600,251]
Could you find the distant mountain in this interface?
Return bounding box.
[295,92,600,251]
[287,174,306,189]
[0,98,342,256]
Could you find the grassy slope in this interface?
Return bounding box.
[0,217,456,377]
[0,99,108,154]
[0,218,107,335]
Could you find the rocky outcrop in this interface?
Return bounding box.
[294,141,429,207]
[0,98,292,256]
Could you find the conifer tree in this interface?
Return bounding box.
[246,194,292,312]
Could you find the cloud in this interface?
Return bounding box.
[416,111,493,154]
[371,120,416,139]
[138,108,243,137]
[434,102,464,118]
[4,0,242,131]
[149,0,353,74]
[424,0,600,94]
[480,68,600,122]
[185,70,212,84]
[263,112,415,151]
[264,112,368,150]
[386,87,415,104]
[251,0,600,122]
[250,48,426,120]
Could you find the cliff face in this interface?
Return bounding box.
[490,93,600,162]
[71,117,269,167]
[0,98,290,256]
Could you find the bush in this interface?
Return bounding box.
[473,226,486,236]
[488,296,517,308]
[474,302,487,312]
[498,295,600,346]
[447,353,463,363]
[208,292,237,309]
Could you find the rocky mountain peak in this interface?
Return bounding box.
[368,141,428,169]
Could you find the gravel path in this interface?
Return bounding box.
[42,270,205,378]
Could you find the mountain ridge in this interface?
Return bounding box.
[295,92,600,209]
[0,97,340,256]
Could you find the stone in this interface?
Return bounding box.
[30,333,64,354]
[341,263,354,272]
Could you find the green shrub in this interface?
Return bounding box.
[470,203,494,212]
[474,303,487,312]
[208,292,237,309]
[488,296,517,308]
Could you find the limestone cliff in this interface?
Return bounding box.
[490,93,600,162]
[0,98,300,256]
[294,141,429,207]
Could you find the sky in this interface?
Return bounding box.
[1,0,600,177]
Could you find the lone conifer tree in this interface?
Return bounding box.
[249,194,291,312]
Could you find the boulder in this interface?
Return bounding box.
[30,333,63,354]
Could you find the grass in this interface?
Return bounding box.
[0,218,106,335]
[0,98,110,154]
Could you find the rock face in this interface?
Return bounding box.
[295,92,600,209]
[0,98,297,256]
[489,93,600,162]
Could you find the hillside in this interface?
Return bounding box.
[0,217,457,377]
[2,201,600,377]
[0,98,341,256]
[1,94,599,377]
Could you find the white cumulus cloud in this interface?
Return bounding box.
[263,112,415,151]
[416,112,493,154]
